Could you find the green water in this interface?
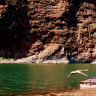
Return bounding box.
[0,63,96,95]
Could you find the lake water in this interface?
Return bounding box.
[0,63,96,95]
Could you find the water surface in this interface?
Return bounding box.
[0,63,96,95]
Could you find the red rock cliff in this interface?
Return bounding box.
[0,0,96,63]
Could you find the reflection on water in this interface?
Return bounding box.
[0,64,96,95]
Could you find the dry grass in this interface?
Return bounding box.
[50,88,96,96]
[3,88,96,96]
[1,88,96,96]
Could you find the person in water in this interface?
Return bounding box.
[67,69,88,78]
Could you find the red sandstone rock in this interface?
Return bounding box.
[0,0,95,63]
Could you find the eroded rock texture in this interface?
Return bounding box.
[0,0,96,63]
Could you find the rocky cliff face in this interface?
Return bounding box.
[0,0,96,63]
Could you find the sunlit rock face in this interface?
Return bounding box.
[0,0,96,63]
